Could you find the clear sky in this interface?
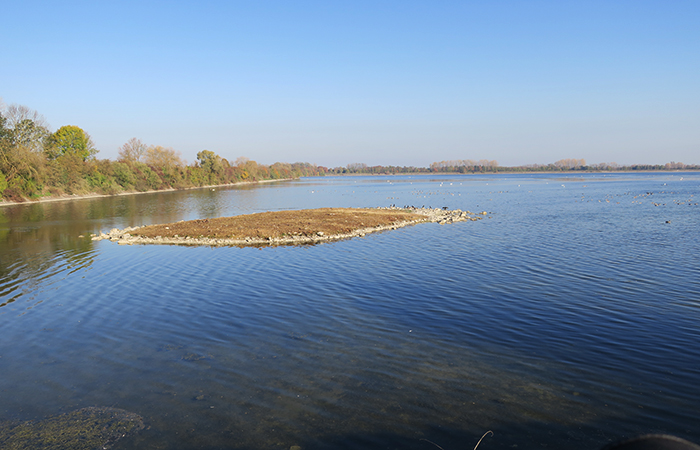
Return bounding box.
[2,1,698,167]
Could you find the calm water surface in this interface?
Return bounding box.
[1,173,699,450]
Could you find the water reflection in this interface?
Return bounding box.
[0,182,292,309]
[1,174,699,450]
[0,203,98,308]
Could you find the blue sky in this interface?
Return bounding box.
[2,1,698,167]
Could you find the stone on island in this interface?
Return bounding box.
[92,207,489,247]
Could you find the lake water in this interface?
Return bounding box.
[1,173,699,450]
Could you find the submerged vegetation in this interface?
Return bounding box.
[0,102,324,202]
[0,407,144,450]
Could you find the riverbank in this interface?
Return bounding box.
[0,178,295,208]
[92,207,489,247]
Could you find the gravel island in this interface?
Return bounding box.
[92,207,489,247]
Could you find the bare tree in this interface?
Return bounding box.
[118,138,148,162]
[554,158,586,169]
[3,104,48,129]
[347,162,368,171]
[2,103,50,152]
[234,156,250,167]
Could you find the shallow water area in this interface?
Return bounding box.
[1,173,699,450]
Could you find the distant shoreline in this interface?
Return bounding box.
[0,178,294,208]
[2,169,696,208]
[329,169,700,176]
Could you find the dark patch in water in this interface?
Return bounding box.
[0,407,144,450]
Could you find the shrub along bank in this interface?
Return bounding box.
[0,103,325,202]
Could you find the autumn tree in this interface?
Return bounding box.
[145,145,184,170]
[118,137,148,162]
[664,161,686,170]
[0,103,48,198]
[144,145,185,187]
[234,157,261,180]
[45,125,97,161]
[554,158,586,169]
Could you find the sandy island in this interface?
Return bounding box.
[92,207,489,247]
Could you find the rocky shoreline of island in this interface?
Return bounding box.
[92,207,490,247]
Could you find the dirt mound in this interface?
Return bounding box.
[93,207,488,247]
[135,207,421,240]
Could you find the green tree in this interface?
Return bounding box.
[196,150,223,183]
[12,119,50,150]
[132,162,162,191]
[45,125,98,161]
[112,162,136,188]
[0,113,12,143]
[0,170,7,195]
[0,105,47,199]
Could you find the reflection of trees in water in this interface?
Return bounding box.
[0,184,273,308]
[0,205,98,308]
[0,191,201,309]
[0,245,97,308]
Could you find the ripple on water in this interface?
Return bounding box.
[1,174,699,450]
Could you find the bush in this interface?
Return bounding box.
[132,163,162,191]
[1,187,24,202]
[0,171,7,196]
[112,162,135,188]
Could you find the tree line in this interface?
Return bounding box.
[0,102,325,202]
[3,101,697,203]
[329,158,699,175]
